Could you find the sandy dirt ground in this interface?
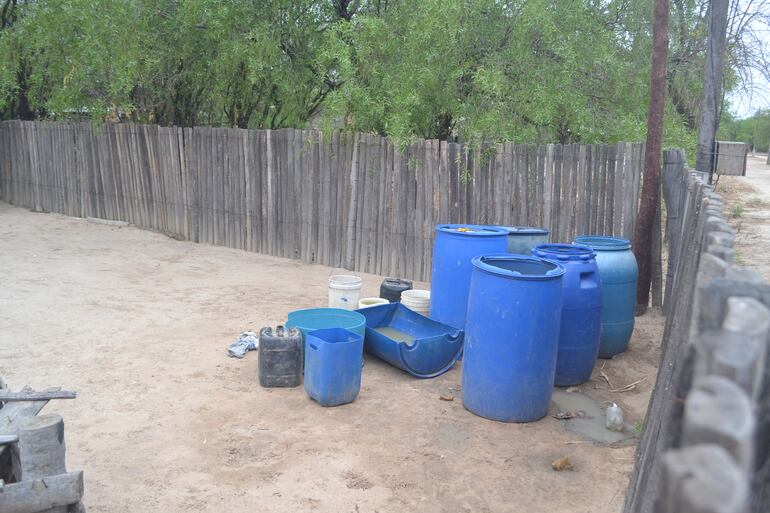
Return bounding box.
[718,154,770,281]
[0,202,663,513]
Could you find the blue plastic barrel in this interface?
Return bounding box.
[430,225,509,331]
[532,244,602,386]
[499,226,550,254]
[304,328,363,407]
[462,254,565,422]
[574,236,638,358]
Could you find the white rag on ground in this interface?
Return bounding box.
[227,331,259,358]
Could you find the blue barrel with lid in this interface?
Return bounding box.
[532,244,602,385]
[462,254,565,422]
[499,226,550,254]
[574,236,638,358]
[430,224,509,331]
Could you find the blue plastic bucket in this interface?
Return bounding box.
[304,328,363,407]
[430,224,509,331]
[532,243,602,386]
[574,236,638,357]
[462,254,565,422]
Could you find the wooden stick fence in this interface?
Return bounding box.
[624,152,770,513]
[0,120,648,282]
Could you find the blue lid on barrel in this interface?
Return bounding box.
[435,224,509,236]
[499,226,550,235]
[532,243,596,261]
[574,235,631,251]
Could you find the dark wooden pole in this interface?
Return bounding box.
[695,0,730,181]
[633,0,669,309]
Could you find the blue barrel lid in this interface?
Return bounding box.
[574,235,632,251]
[472,254,565,280]
[498,225,550,236]
[436,224,509,237]
[532,243,596,261]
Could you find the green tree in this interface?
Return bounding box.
[0,0,763,153]
[719,109,770,152]
[319,0,640,144]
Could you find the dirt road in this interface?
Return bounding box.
[0,203,662,513]
[719,154,770,280]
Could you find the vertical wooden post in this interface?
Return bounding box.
[651,195,663,307]
[18,414,68,513]
[695,0,730,180]
[633,0,669,310]
[344,133,360,271]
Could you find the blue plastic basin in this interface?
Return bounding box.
[357,303,463,378]
[286,308,366,341]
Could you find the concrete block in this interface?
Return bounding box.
[708,232,735,248]
[661,445,748,513]
[708,191,724,203]
[706,244,733,263]
[697,280,770,335]
[724,266,763,284]
[699,253,728,281]
[723,297,770,342]
[683,376,754,473]
[693,329,766,401]
[705,205,724,216]
[706,216,735,235]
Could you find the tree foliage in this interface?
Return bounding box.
[0,0,766,149]
[719,109,770,152]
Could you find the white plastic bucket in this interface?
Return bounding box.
[358,297,389,309]
[328,275,363,311]
[401,289,431,317]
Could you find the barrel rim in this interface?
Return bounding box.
[401,289,431,301]
[287,308,366,331]
[329,274,363,290]
[498,225,550,236]
[472,254,565,279]
[574,235,632,251]
[532,243,596,261]
[435,224,509,237]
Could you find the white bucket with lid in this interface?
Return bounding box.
[328,275,363,311]
[358,297,389,309]
[401,289,431,317]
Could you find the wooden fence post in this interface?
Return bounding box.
[18,414,68,513]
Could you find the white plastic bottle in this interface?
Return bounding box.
[606,402,624,431]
